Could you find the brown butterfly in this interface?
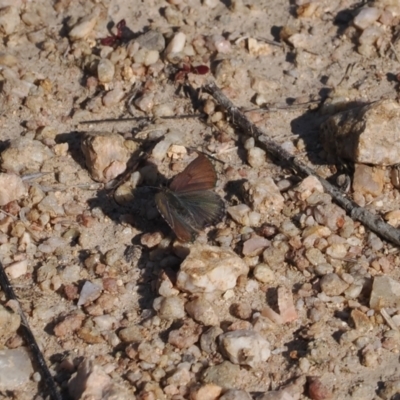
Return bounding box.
[155,153,225,242]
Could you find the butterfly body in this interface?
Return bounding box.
[155,154,224,242]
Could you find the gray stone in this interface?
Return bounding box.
[0,347,33,390]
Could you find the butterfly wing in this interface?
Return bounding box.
[169,153,217,193]
[155,190,198,242]
[174,190,225,230]
[155,189,224,242]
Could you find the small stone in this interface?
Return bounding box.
[203,0,220,8]
[0,347,33,391]
[165,32,186,56]
[176,244,249,293]
[153,296,186,320]
[352,164,384,197]
[231,302,252,320]
[370,276,400,310]
[0,6,20,35]
[136,30,165,52]
[185,297,219,326]
[244,177,285,216]
[313,203,346,232]
[248,38,272,56]
[1,137,53,174]
[81,132,130,183]
[190,383,222,400]
[295,176,324,201]
[200,326,223,354]
[305,248,327,266]
[321,100,400,165]
[247,147,266,168]
[307,376,333,400]
[141,232,163,248]
[97,58,115,84]
[351,309,373,333]
[168,319,202,349]
[69,11,99,41]
[102,85,124,107]
[202,361,242,389]
[69,359,130,400]
[325,243,347,259]
[319,273,349,296]
[0,173,26,206]
[219,330,270,367]
[227,204,253,226]
[118,325,145,343]
[353,7,381,30]
[78,281,102,306]
[253,264,275,284]
[5,259,28,279]
[54,313,85,337]
[242,235,270,256]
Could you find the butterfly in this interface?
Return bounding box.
[155,153,225,242]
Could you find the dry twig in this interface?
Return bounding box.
[204,81,400,247]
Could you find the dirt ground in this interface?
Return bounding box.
[1,0,400,399]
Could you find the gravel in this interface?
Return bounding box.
[1,0,400,398]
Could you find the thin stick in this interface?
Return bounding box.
[0,261,62,400]
[80,113,205,125]
[205,81,400,247]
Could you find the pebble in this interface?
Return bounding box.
[219,329,271,367]
[69,359,130,400]
[200,326,223,354]
[176,244,249,293]
[68,11,99,41]
[0,304,20,343]
[77,281,102,306]
[134,92,155,113]
[168,319,202,349]
[307,376,333,400]
[118,325,146,343]
[97,59,115,84]
[312,203,345,232]
[38,236,67,253]
[244,177,285,215]
[54,313,85,337]
[321,100,400,165]
[370,275,400,310]
[165,32,186,56]
[0,347,33,391]
[81,132,130,183]
[136,30,165,52]
[102,85,124,107]
[185,297,219,326]
[319,273,349,296]
[202,361,242,389]
[247,147,266,168]
[352,163,384,197]
[325,243,347,259]
[0,6,20,35]
[305,248,327,266]
[248,38,272,56]
[5,259,28,279]
[253,263,275,284]
[190,383,222,400]
[242,235,270,256]
[153,295,186,320]
[227,204,260,227]
[263,242,289,267]
[1,137,53,174]
[353,7,381,30]
[0,173,26,206]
